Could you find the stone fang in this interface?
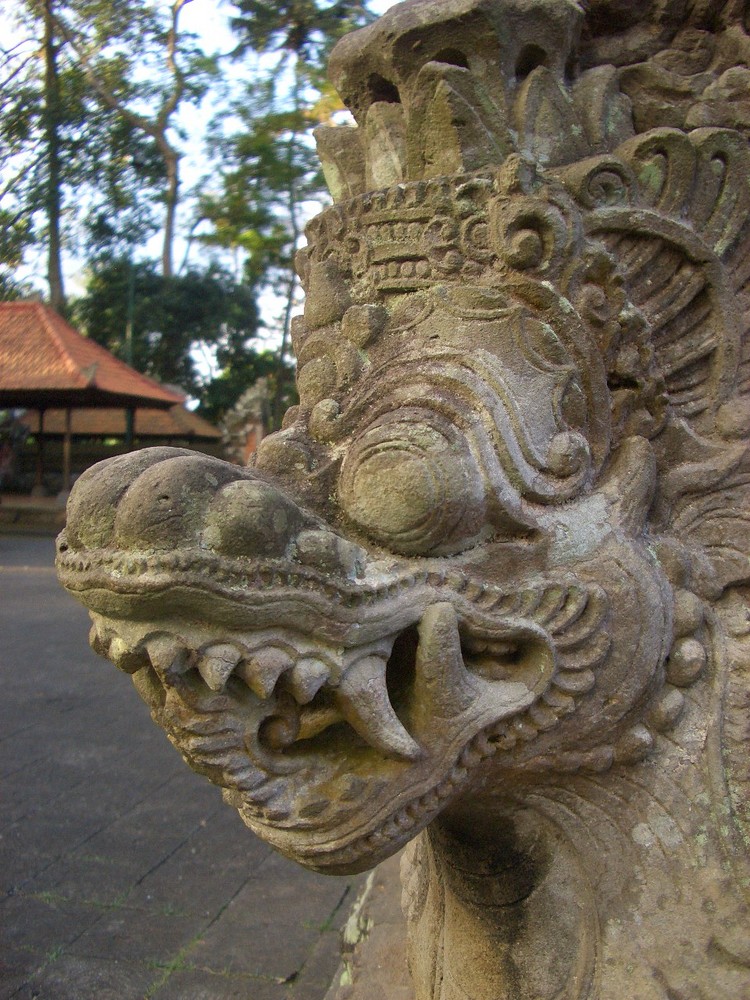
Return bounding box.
[336,655,422,761]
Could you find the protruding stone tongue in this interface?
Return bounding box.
[337,656,422,761]
[414,603,477,719]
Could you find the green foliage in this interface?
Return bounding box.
[229,0,373,64]
[1,0,219,290]
[198,77,322,288]
[1,0,377,422]
[198,351,297,425]
[0,3,169,287]
[74,256,262,402]
[196,1,375,423]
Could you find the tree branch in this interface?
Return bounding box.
[157,0,193,129]
[51,12,157,138]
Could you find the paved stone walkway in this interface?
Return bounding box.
[1,535,363,1000]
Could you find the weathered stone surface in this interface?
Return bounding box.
[58,1,750,997]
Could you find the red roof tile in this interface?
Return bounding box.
[0,302,184,408]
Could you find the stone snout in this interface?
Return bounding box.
[62,448,364,579]
[55,450,544,872]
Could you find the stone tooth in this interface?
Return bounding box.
[381,818,400,840]
[287,658,329,704]
[145,635,193,677]
[109,636,148,675]
[263,804,290,822]
[299,799,330,818]
[236,648,294,699]
[395,809,412,830]
[421,790,439,811]
[234,768,269,792]
[197,643,243,691]
[450,764,468,784]
[247,778,287,806]
[336,655,422,761]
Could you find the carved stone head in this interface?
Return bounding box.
[58,0,750,899]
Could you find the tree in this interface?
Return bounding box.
[74,256,264,398]
[196,0,374,426]
[228,0,373,67]
[0,2,165,307]
[49,0,217,277]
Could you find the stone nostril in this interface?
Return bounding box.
[65,446,195,550]
[203,479,305,559]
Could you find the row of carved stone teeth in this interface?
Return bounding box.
[105,628,421,764]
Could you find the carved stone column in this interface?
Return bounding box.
[58,2,750,997]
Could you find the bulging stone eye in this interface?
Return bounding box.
[338,410,486,556]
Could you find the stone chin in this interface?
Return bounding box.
[57,440,669,875]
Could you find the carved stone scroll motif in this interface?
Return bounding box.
[57,2,750,997]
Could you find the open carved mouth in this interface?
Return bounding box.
[58,528,610,872]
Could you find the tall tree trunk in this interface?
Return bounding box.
[43,0,65,313]
[162,144,179,278]
[50,0,192,282]
[271,65,302,430]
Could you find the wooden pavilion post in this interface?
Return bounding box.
[61,406,72,492]
[33,407,46,496]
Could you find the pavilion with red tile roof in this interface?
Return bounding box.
[0,301,184,409]
[0,301,187,492]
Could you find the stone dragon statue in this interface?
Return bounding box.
[57,1,750,997]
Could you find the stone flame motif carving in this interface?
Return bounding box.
[58,2,750,997]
